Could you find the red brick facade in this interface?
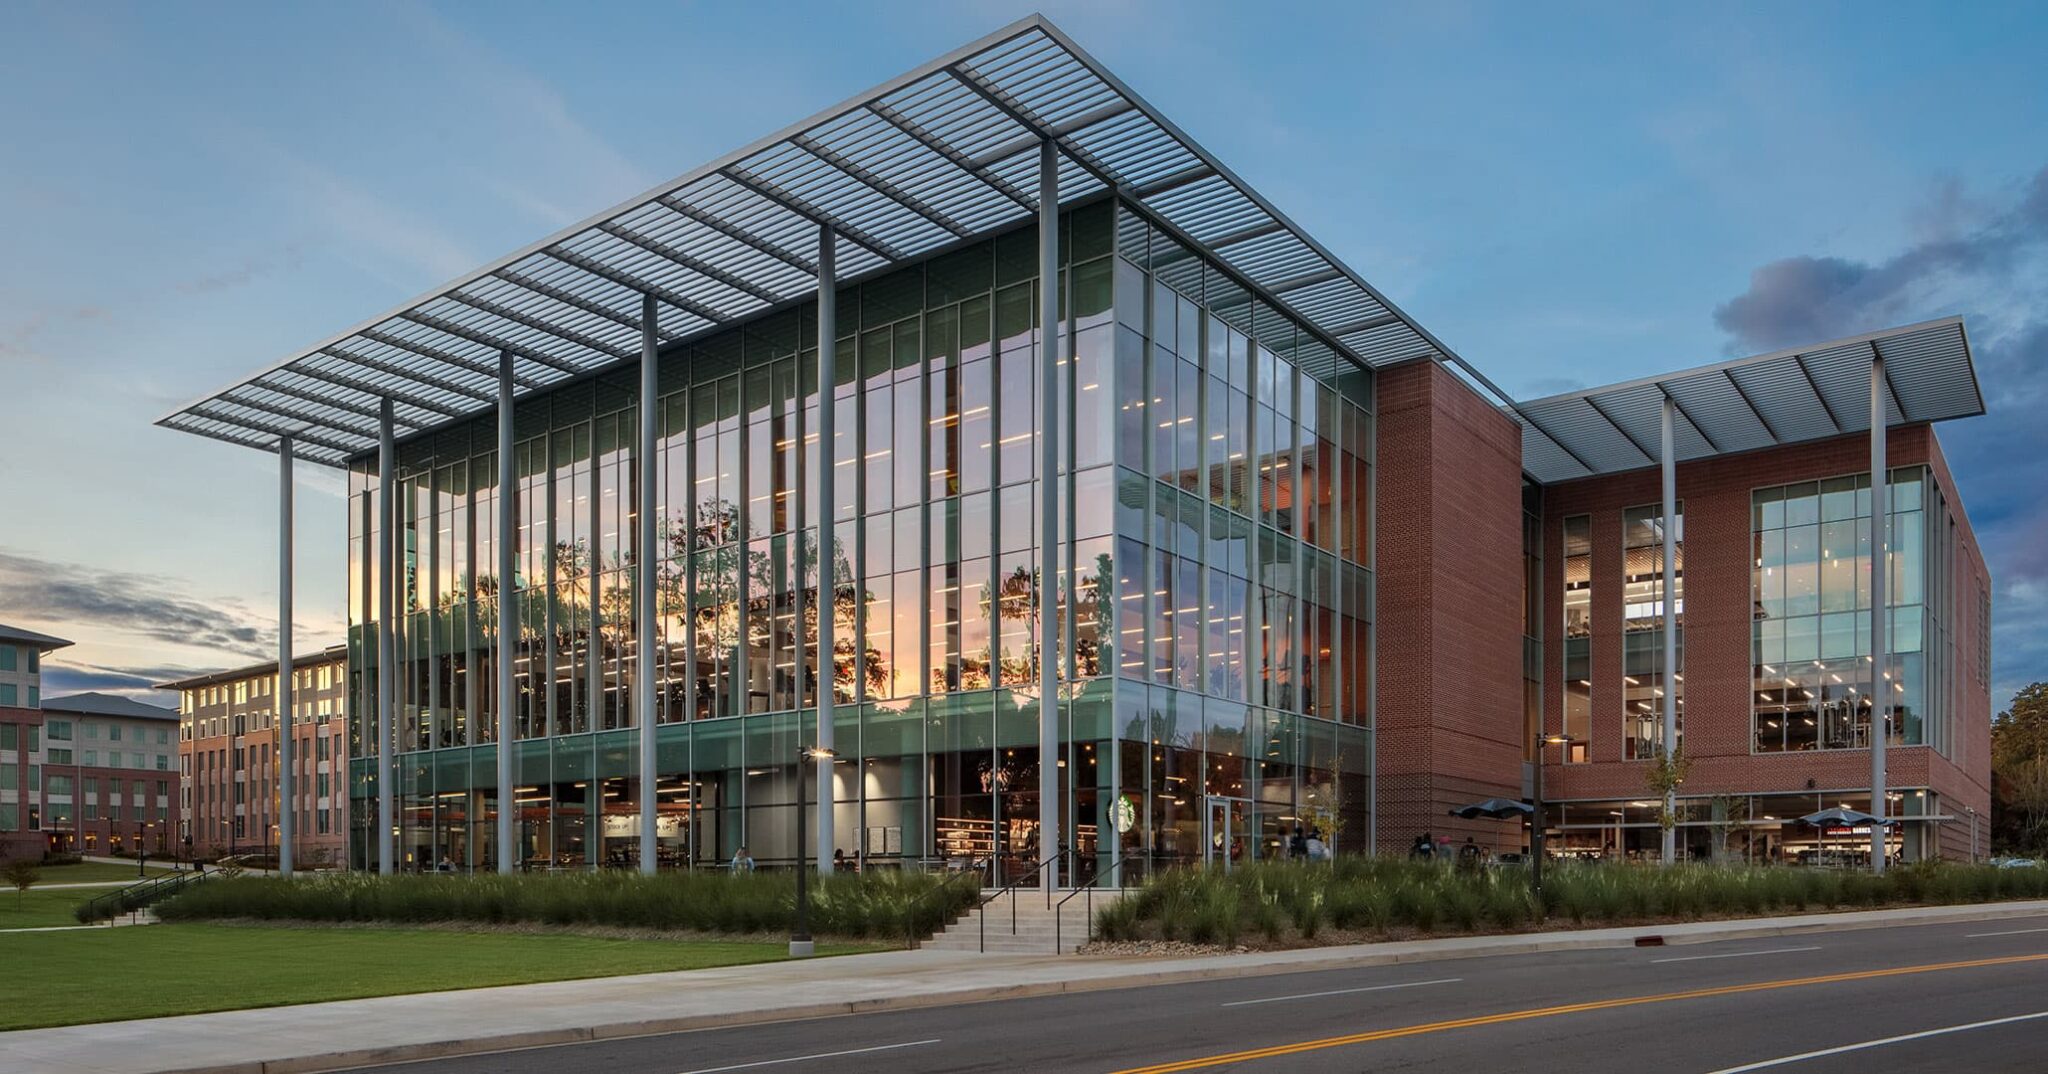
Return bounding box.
[1372,360,1528,854]
[1537,425,1992,859]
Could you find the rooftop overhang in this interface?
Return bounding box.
[157,14,1479,469]
[1514,317,1983,485]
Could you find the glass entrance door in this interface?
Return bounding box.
[1202,795,1252,871]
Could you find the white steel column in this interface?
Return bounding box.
[815,226,837,875]
[277,436,295,878]
[496,350,518,874]
[1870,353,1889,874]
[1036,138,1062,885]
[376,399,396,875]
[638,295,660,875]
[1659,396,1678,867]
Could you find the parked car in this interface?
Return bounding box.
[1993,857,2040,869]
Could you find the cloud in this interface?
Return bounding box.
[1707,166,2048,705]
[41,660,206,701]
[0,548,275,663]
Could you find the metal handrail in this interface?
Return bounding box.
[902,859,989,949]
[979,846,1071,953]
[77,869,210,924]
[1054,851,1135,955]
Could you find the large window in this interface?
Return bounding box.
[1560,516,1591,761]
[1622,503,1683,760]
[1752,469,1927,753]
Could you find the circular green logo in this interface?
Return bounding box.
[1109,794,1137,833]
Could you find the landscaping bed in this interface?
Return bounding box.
[1092,859,2048,948]
[152,868,982,940]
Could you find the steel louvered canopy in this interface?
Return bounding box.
[1514,317,1982,484]
[158,15,1473,467]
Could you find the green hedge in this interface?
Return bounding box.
[151,869,982,940]
[1095,859,2048,946]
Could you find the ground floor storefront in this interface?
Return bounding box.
[1537,788,1980,867]
[349,681,1372,884]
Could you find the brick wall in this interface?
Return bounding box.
[1373,360,1527,853]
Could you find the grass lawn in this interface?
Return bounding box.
[33,861,178,884]
[0,889,94,930]
[0,924,879,1030]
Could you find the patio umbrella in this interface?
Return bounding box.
[1800,807,1893,867]
[1449,798,1535,820]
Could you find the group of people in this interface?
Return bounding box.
[1286,826,1333,861]
[726,847,862,872]
[1410,832,1489,865]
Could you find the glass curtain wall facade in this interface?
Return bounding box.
[348,197,1373,877]
[1751,466,1945,756]
[1621,502,1682,760]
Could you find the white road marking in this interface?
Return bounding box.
[1966,926,2048,938]
[1703,1010,2048,1072]
[1651,945,1820,964]
[1220,977,1463,1007]
[674,1039,942,1074]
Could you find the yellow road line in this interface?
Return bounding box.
[1108,953,2048,1074]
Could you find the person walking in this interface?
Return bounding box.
[731,846,755,872]
[1289,826,1308,861]
[1411,833,1435,860]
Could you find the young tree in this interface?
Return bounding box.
[1993,683,2048,854]
[3,858,39,909]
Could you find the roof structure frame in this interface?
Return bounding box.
[156,14,1532,467]
[1512,317,1981,484]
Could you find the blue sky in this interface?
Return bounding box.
[2,2,2043,710]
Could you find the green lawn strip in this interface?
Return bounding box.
[0,890,95,930]
[34,862,178,884]
[0,924,879,1031]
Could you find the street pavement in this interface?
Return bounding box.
[330,914,2048,1074]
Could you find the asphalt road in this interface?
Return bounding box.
[338,914,2048,1074]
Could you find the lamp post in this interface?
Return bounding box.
[1965,806,1978,864]
[139,822,152,878]
[1532,733,1574,905]
[791,746,837,958]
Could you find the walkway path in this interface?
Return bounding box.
[3,900,2046,1074]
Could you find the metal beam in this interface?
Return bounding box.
[719,166,907,262]
[1264,267,1344,295]
[597,221,788,304]
[494,351,517,875]
[1582,395,1659,467]
[792,133,974,237]
[221,391,383,441]
[186,406,367,456]
[1869,352,1889,875]
[399,310,584,376]
[359,329,535,388]
[655,195,819,276]
[545,247,733,327]
[636,296,659,876]
[1662,389,1724,454]
[867,98,1035,211]
[376,399,395,876]
[319,346,500,404]
[968,99,1136,169]
[247,377,402,425]
[1722,368,1782,441]
[1791,355,1843,433]
[445,289,635,361]
[300,358,480,413]
[277,435,296,878]
[814,226,837,876]
[496,267,659,338]
[1874,341,1910,424]
[945,65,1120,193]
[1519,411,1600,477]
[1202,220,1287,249]
[1133,164,1217,199]
[1036,138,1062,889]
[1326,313,1402,338]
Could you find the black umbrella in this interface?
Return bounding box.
[1800,807,1892,828]
[1449,798,1535,820]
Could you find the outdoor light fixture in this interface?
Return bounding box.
[791,745,840,958]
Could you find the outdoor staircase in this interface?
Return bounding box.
[922,888,1131,954]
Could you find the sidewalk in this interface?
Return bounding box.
[6,900,2046,1074]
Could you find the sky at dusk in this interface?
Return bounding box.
[2,2,2043,710]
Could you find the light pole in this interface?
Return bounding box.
[1532,733,1574,906]
[1966,806,1978,864]
[139,822,153,878]
[791,746,837,958]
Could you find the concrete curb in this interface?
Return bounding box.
[129,899,2048,1074]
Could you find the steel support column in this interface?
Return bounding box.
[638,295,660,875]
[1870,354,1889,874]
[815,226,837,875]
[1660,396,1678,867]
[376,400,395,875]
[1036,138,1062,886]
[496,351,518,874]
[277,437,295,878]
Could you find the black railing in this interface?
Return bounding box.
[978,847,1072,953]
[1054,852,1133,955]
[76,869,211,925]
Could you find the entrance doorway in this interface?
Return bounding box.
[1202,795,1253,870]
